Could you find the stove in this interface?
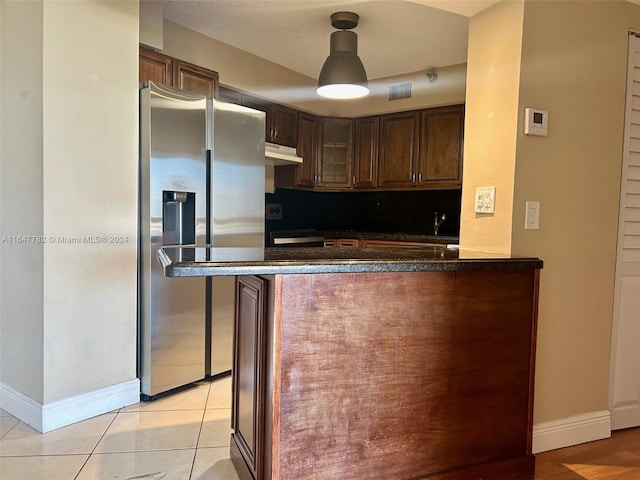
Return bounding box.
[268,229,325,247]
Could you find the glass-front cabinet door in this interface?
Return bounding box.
[317,118,353,189]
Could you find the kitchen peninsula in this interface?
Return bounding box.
[159,247,542,480]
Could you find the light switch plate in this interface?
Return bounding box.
[525,201,540,229]
[475,186,496,214]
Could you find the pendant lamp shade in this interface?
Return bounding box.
[317,12,369,99]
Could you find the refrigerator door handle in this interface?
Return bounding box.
[206,148,212,246]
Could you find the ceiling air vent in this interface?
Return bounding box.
[389,82,412,101]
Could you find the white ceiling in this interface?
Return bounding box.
[163,0,501,82]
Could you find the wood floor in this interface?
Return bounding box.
[534,427,640,479]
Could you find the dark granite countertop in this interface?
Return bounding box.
[158,246,542,277]
[323,231,459,244]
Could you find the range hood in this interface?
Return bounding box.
[264,142,302,194]
[265,142,303,166]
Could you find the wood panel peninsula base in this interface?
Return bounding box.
[158,247,542,480]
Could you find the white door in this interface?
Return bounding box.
[610,33,640,430]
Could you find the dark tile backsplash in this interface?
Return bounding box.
[266,188,461,236]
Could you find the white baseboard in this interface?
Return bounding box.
[532,410,611,454]
[0,378,140,433]
[611,404,640,430]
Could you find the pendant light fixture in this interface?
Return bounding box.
[317,11,369,99]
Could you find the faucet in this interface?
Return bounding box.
[434,212,446,235]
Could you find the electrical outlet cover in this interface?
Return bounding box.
[265,202,283,220]
[475,186,496,214]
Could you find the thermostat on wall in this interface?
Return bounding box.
[524,108,548,136]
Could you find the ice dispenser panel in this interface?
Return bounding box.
[162,191,196,246]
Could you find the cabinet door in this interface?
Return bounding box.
[420,105,464,187]
[232,276,266,480]
[353,116,379,189]
[294,113,317,188]
[139,47,173,86]
[173,60,219,99]
[378,112,420,189]
[317,118,353,189]
[271,105,298,148]
[273,112,317,190]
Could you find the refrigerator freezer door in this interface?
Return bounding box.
[207,100,266,376]
[139,82,208,397]
[208,100,265,248]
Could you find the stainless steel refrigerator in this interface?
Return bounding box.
[139,81,265,399]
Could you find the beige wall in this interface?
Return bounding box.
[332,63,467,117]
[459,0,525,253]
[140,0,163,50]
[41,0,139,402]
[514,0,640,424]
[160,19,465,117]
[462,0,640,426]
[1,0,45,402]
[1,0,139,419]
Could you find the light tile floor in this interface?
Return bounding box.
[0,376,240,480]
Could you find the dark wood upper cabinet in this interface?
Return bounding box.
[277,105,463,192]
[173,60,219,99]
[139,47,173,85]
[353,116,379,189]
[419,105,464,187]
[271,105,298,148]
[316,118,353,189]
[378,111,420,189]
[294,113,317,188]
[274,112,317,190]
[139,47,218,99]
